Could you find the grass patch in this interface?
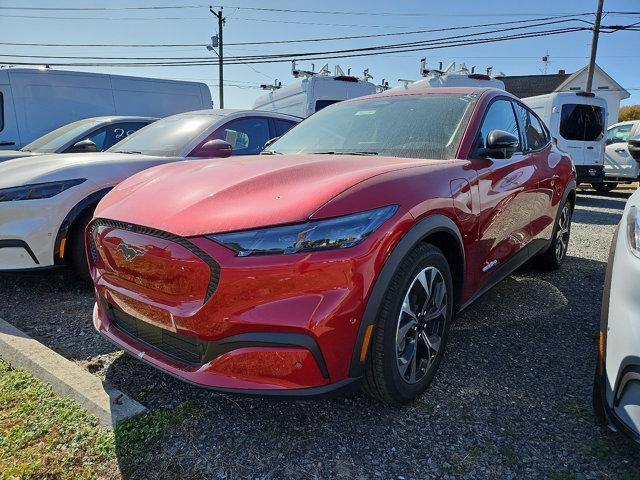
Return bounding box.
[584,438,612,460]
[0,357,199,478]
[0,358,116,479]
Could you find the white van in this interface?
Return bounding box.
[253,64,377,118]
[523,92,607,184]
[390,60,506,91]
[0,68,212,149]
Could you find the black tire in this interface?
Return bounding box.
[363,243,453,405]
[592,182,617,193]
[535,199,572,271]
[68,210,94,282]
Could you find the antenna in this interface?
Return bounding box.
[377,78,389,91]
[398,79,415,89]
[362,68,373,81]
[420,58,428,77]
[486,66,493,76]
[542,51,551,75]
[319,64,330,76]
[334,65,345,77]
[260,79,282,91]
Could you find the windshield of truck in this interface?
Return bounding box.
[267,93,478,160]
[22,118,103,153]
[560,104,605,141]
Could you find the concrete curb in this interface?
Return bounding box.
[0,317,146,429]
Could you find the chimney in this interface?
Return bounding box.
[558,69,566,75]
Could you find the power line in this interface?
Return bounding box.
[0,26,590,67]
[0,21,588,63]
[0,4,600,18]
[0,14,594,48]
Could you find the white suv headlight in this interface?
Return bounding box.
[626,205,640,258]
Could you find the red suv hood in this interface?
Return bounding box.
[96,154,432,236]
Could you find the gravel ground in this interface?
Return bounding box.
[1,189,639,479]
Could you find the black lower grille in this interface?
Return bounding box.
[107,304,205,365]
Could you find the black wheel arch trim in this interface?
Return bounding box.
[0,239,39,264]
[347,213,464,378]
[53,187,112,264]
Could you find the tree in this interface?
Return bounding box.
[619,105,640,122]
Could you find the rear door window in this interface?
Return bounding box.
[68,121,151,152]
[0,92,3,132]
[514,102,549,151]
[560,104,605,141]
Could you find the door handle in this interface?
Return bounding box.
[586,146,594,150]
[614,148,626,153]
[0,141,15,146]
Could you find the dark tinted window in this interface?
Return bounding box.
[477,99,520,150]
[206,117,270,156]
[560,104,605,141]
[79,121,151,152]
[514,103,549,150]
[270,93,478,160]
[315,100,341,112]
[0,92,3,133]
[274,119,297,137]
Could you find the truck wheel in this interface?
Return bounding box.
[363,243,453,405]
[69,211,94,282]
[536,200,572,271]
[592,182,617,193]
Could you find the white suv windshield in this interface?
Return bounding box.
[268,93,478,160]
[22,118,103,153]
[109,114,221,157]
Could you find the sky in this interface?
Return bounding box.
[0,0,638,108]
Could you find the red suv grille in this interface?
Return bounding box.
[88,218,221,302]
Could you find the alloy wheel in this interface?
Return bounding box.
[395,266,447,384]
[555,204,571,262]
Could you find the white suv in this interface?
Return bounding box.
[601,120,640,192]
[594,138,640,442]
[0,109,300,279]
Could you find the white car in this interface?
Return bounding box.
[0,109,300,278]
[600,120,640,192]
[0,116,156,163]
[594,142,640,442]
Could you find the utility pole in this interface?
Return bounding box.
[209,7,225,108]
[586,0,604,93]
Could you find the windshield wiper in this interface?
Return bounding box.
[113,150,142,154]
[310,151,379,156]
[260,150,282,155]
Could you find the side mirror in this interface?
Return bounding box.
[263,136,279,151]
[478,130,519,160]
[195,139,233,158]
[68,139,97,153]
[629,136,640,161]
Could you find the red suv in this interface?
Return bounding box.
[88,88,575,404]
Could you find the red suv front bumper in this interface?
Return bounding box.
[88,216,408,395]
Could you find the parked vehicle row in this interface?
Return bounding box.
[0,109,299,278]
[4,84,640,447]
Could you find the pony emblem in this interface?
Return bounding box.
[116,243,145,262]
